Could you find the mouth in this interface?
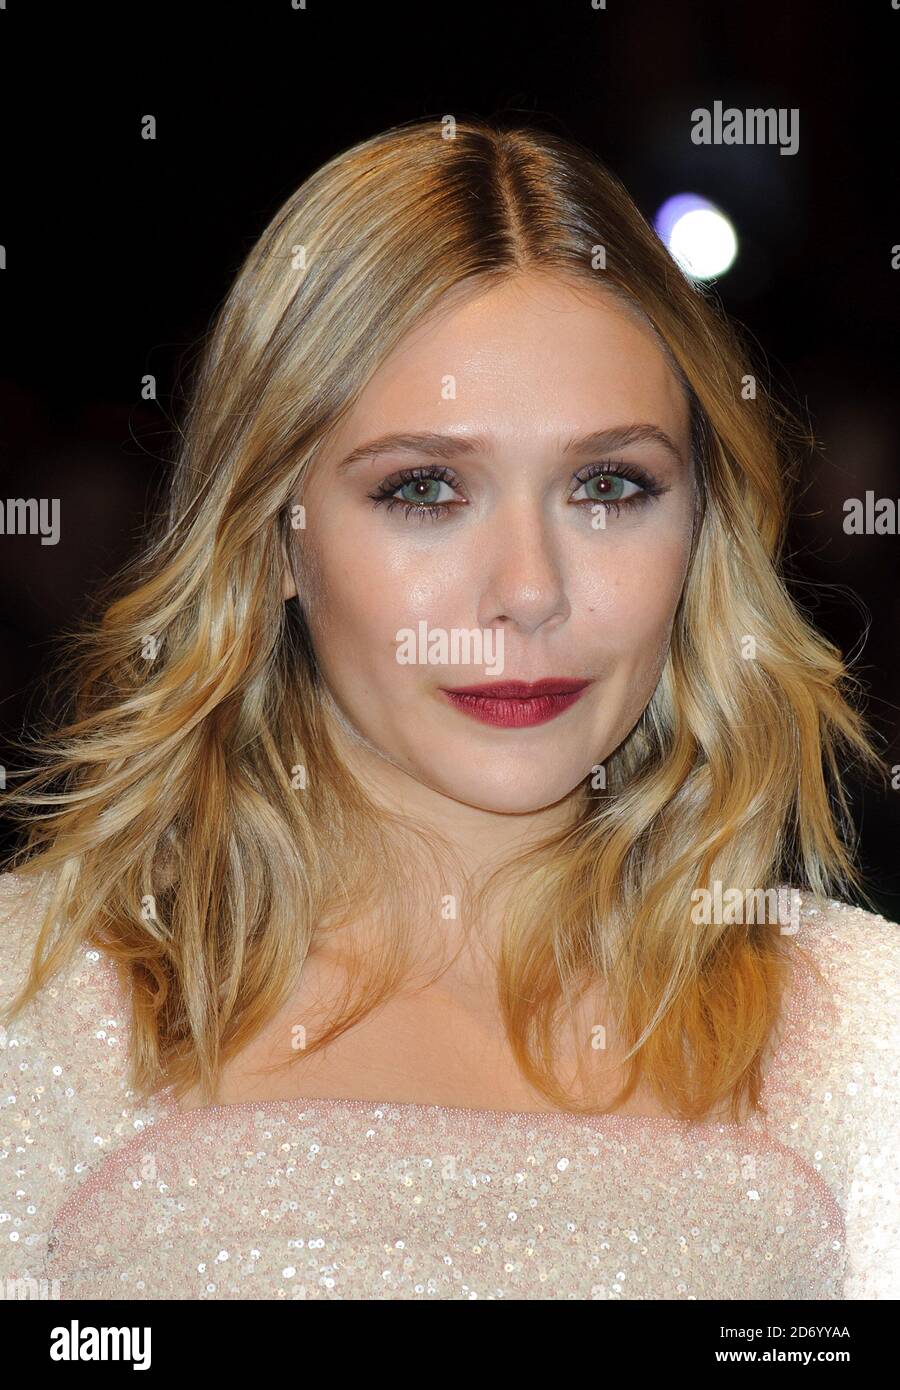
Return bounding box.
[438,678,592,729]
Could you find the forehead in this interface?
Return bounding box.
[333,271,691,447]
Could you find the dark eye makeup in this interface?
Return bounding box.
[366,460,670,524]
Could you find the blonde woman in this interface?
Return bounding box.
[1,116,897,1301]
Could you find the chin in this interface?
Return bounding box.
[428,769,582,816]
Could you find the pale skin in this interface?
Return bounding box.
[177,270,699,1115]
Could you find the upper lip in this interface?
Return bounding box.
[440,678,591,698]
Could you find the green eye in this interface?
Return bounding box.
[367,459,664,525]
[570,472,642,504]
[368,465,465,522]
[396,477,455,506]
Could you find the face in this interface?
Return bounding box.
[285,271,696,814]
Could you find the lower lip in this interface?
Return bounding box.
[440,687,589,728]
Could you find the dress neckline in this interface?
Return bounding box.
[150,1086,753,1134]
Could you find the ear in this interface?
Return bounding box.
[282,565,298,600]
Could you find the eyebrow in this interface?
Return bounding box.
[334,424,686,474]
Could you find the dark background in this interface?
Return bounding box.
[1,1,898,913]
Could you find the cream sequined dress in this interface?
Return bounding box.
[1,870,898,1301]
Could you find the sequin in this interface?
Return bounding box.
[0,870,898,1299]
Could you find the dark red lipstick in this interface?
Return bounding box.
[439,678,592,728]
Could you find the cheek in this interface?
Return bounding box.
[575,531,689,661]
[302,526,454,679]
[313,523,465,630]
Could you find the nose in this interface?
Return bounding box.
[475,494,570,634]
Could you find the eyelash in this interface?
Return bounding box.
[366,461,668,523]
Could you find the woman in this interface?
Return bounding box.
[1,116,897,1301]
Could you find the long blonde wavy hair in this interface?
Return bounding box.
[0,115,884,1122]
